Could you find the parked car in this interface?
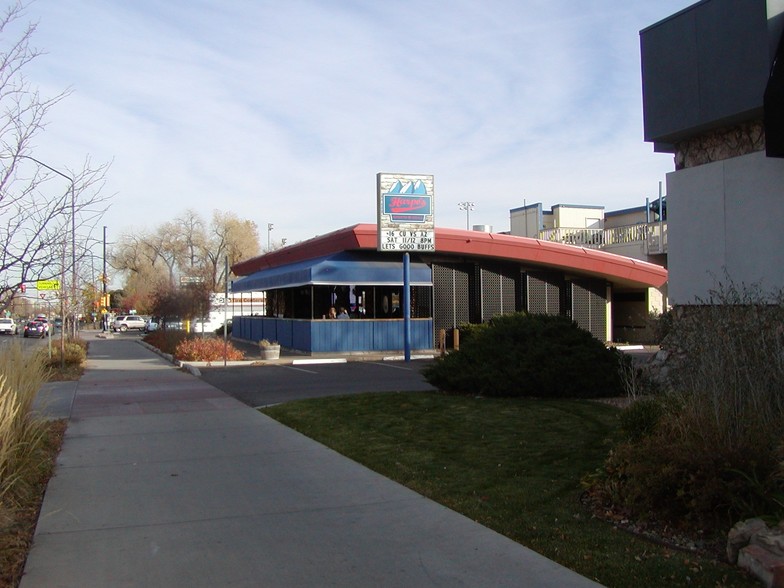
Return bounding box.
[144,318,159,333]
[23,321,46,338]
[112,315,147,332]
[0,318,18,335]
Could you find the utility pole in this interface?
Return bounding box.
[102,226,108,331]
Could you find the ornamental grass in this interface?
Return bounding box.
[0,342,50,516]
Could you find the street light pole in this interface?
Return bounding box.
[267,223,273,251]
[102,226,108,331]
[18,155,77,338]
[457,201,475,230]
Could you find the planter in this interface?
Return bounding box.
[260,345,280,360]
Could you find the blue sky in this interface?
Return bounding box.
[21,0,694,249]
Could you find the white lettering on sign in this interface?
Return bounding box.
[380,229,435,252]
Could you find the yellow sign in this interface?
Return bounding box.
[36,279,61,291]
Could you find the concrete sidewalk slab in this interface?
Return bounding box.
[33,380,78,420]
[22,337,603,587]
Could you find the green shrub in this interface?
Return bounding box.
[596,426,784,530]
[591,279,784,531]
[455,321,488,345]
[174,337,245,362]
[618,397,663,442]
[43,340,87,368]
[423,313,627,398]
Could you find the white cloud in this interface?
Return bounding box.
[20,0,691,249]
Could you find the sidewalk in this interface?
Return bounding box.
[22,335,603,587]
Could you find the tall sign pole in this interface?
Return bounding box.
[376,173,435,362]
[403,253,411,360]
[224,256,229,367]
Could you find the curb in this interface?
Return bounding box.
[135,339,436,377]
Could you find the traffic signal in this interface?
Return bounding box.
[20,283,26,293]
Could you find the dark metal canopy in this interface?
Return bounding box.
[232,252,433,292]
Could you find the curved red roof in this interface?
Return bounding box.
[232,224,667,289]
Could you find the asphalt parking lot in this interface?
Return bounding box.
[199,358,437,407]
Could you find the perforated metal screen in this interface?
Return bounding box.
[433,263,471,344]
[434,263,608,346]
[480,265,518,321]
[526,272,563,315]
[571,280,607,340]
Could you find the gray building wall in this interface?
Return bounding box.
[668,150,784,303]
[640,0,772,151]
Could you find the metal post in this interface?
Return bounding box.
[102,226,107,331]
[47,298,52,359]
[403,253,411,362]
[60,242,66,368]
[71,182,76,339]
[224,256,229,367]
[658,181,664,253]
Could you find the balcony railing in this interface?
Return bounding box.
[645,222,668,255]
[538,228,604,247]
[537,222,667,254]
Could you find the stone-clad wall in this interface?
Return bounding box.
[674,120,766,169]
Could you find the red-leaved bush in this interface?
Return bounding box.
[174,338,245,362]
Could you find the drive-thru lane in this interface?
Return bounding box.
[199,359,438,407]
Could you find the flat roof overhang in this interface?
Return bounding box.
[232,224,668,290]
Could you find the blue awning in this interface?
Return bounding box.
[232,252,432,292]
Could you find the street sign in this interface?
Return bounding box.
[36,279,61,291]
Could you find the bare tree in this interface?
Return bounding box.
[108,233,168,313]
[0,2,112,314]
[113,210,261,299]
[205,210,260,290]
[112,233,156,276]
[175,209,207,273]
[145,223,185,287]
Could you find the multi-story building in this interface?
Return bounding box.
[509,200,668,343]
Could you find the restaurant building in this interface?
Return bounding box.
[229,224,667,354]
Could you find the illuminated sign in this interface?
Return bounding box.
[377,173,435,252]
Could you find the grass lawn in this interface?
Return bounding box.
[262,392,757,588]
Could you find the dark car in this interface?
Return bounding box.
[23,321,46,338]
